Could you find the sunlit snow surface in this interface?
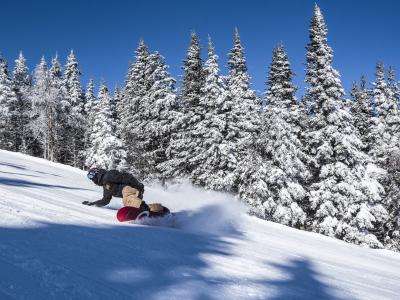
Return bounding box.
[0,149,399,300]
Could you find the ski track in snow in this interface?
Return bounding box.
[0,149,400,300]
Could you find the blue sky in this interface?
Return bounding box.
[1,0,399,96]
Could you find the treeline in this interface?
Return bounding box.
[0,5,399,251]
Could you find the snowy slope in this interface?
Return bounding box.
[0,150,399,300]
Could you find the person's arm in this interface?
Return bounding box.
[82,186,112,206]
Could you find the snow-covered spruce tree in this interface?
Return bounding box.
[385,147,400,251]
[368,63,400,167]
[116,84,126,130]
[138,52,179,180]
[226,28,261,191]
[388,66,400,111]
[240,44,311,228]
[63,50,85,167]
[368,63,400,250]
[83,79,97,160]
[64,50,83,110]
[350,80,359,103]
[11,52,32,153]
[85,81,126,169]
[350,76,373,151]
[162,32,205,178]
[305,5,386,248]
[111,85,121,124]
[49,54,70,162]
[119,39,179,179]
[238,139,272,214]
[384,67,400,251]
[119,39,151,176]
[189,36,236,190]
[30,57,61,161]
[0,57,18,150]
[371,63,393,118]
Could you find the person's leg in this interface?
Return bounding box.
[122,186,143,208]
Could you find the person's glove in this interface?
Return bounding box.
[83,199,110,207]
[82,201,95,206]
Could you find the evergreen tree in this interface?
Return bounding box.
[388,66,400,110]
[163,32,205,178]
[305,5,345,111]
[350,76,372,150]
[140,52,178,179]
[180,32,204,110]
[13,52,30,87]
[385,147,400,251]
[64,50,83,107]
[190,36,235,189]
[31,57,60,161]
[63,50,85,167]
[83,79,97,160]
[11,52,32,153]
[119,40,179,179]
[0,57,18,150]
[226,28,261,191]
[369,64,400,166]
[372,63,391,118]
[85,79,97,116]
[85,81,125,169]
[369,63,400,249]
[50,54,69,162]
[240,44,311,227]
[239,140,272,216]
[111,85,121,123]
[119,40,151,175]
[305,5,385,248]
[350,80,359,103]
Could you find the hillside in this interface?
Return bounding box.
[0,150,399,300]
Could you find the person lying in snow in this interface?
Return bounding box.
[82,168,169,215]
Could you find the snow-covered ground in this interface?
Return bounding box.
[0,150,399,300]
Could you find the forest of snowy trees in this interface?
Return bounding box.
[0,5,399,251]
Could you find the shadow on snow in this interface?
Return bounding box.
[0,161,28,171]
[0,223,238,300]
[0,222,346,300]
[0,177,89,191]
[0,170,41,178]
[0,160,61,177]
[263,259,345,300]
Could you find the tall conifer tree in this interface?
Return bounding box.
[86,81,125,169]
[305,5,385,247]
[119,40,151,175]
[31,57,61,161]
[49,54,69,162]
[240,44,311,227]
[11,52,32,153]
[63,50,85,167]
[368,63,400,249]
[190,37,235,190]
[350,76,372,150]
[0,57,18,150]
[163,32,205,178]
[226,28,261,191]
[140,52,178,179]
